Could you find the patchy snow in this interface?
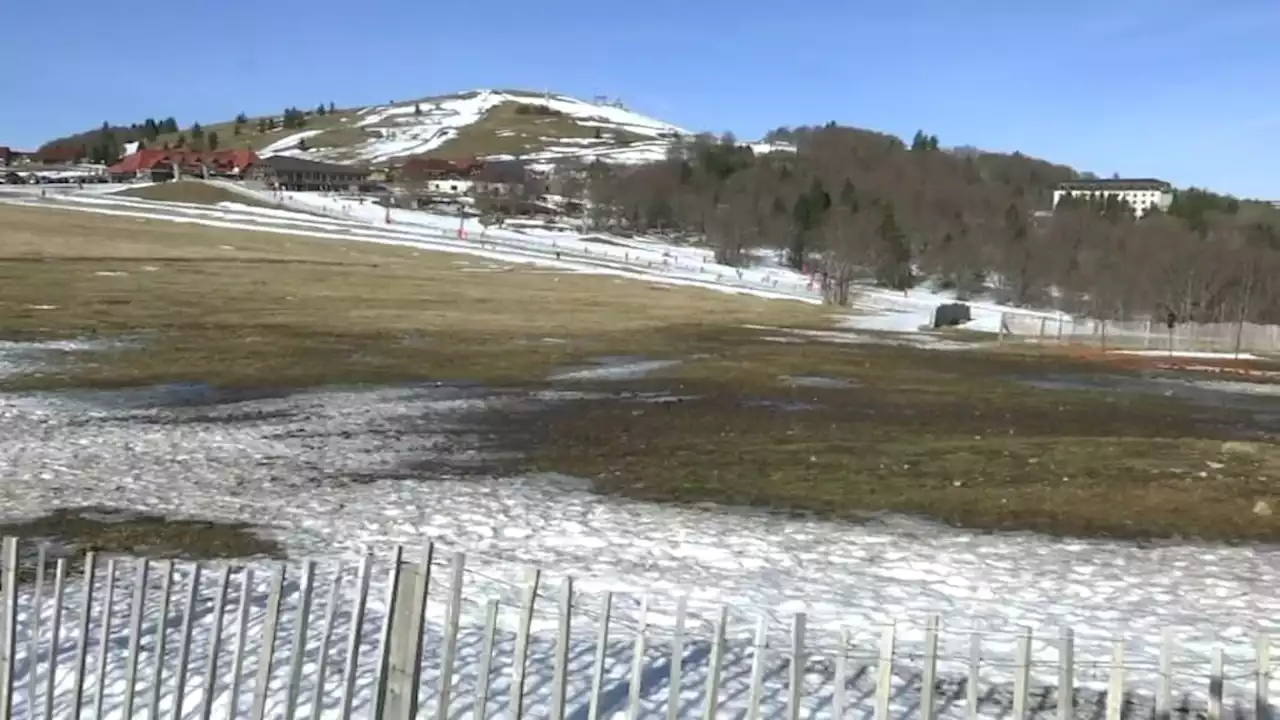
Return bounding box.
[1112,349,1263,360]
[259,129,325,156]
[0,385,1276,717]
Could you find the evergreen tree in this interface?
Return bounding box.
[911,130,928,152]
[235,113,248,124]
[207,131,219,151]
[414,103,422,116]
[316,103,327,116]
[328,101,336,114]
[875,203,913,290]
[161,117,179,134]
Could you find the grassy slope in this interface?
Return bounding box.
[3,204,1280,543]
[114,181,280,208]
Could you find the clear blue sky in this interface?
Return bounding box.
[1,0,1276,198]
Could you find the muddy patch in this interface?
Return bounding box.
[780,374,859,389]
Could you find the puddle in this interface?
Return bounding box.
[780,374,859,389]
[0,338,119,379]
[548,356,681,382]
[744,398,821,411]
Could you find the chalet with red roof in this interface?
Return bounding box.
[107,148,260,182]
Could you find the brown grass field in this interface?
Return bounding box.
[3,202,1280,544]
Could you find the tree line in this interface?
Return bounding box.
[566,125,1280,323]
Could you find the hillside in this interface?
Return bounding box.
[37,89,790,169]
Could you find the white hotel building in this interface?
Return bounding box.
[1052,178,1174,218]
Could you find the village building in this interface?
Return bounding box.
[107,149,260,183]
[249,155,371,191]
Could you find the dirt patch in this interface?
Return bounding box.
[114,181,280,209]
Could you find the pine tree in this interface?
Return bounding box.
[316,103,327,116]
[207,131,219,151]
[161,117,179,134]
[875,203,913,290]
[235,113,248,124]
[414,103,422,116]
[328,101,336,114]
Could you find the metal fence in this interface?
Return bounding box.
[0,536,1273,719]
[999,313,1280,356]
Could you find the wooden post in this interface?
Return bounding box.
[44,559,67,720]
[832,628,850,719]
[873,621,895,720]
[227,568,254,719]
[249,564,285,720]
[171,563,202,720]
[966,631,981,720]
[310,563,346,720]
[1058,627,1074,720]
[702,606,727,720]
[588,592,613,720]
[1105,639,1124,720]
[148,561,174,720]
[91,558,119,719]
[284,560,318,720]
[338,554,373,719]
[1156,628,1172,720]
[627,597,650,720]
[1259,635,1272,720]
[512,567,541,719]
[1209,647,1224,720]
[788,612,806,720]
[1012,627,1031,720]
[746,614,769,720]
[71,550,98,719]
[549,578,574,719]
[26,543,46,716]
[121,558,150,719]
[437,553,467,719]
[921,615,939,720]
[378,544,432,720]
[198,565,231,720]
[474,598,500,719]
[668,597,687,720]
[0,537,17,720]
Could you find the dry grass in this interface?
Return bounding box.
[432,102,648,160]
[113,181,280,208]
[144,111,358,154]
[3,203,1280,542]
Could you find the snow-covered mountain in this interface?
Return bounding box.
[255,89,792,167]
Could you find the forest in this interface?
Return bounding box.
[573,125,1280,323]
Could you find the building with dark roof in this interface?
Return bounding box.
[250,155,371,191]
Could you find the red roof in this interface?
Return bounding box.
[108,148,260,174]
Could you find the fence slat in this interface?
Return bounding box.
[380,543,432,720]
[1209,647,1224,720]
[1156,628,1172,720]
[437,553,467,719]
[148,561,174,720]
[26,544,46,717]
[627,596,650,720]
[249,564,286,720]
[1260,635,1272,720]
[667,596,687,720]
[283,559,316,719]
[371,546,405,720]
[549,576,574,719]
[473,598,499,720]
[832,628,850,719]
[0,537,17,720]
[788,612,806,720]
[122,558,150,719]
[703,606,728,720]
[511,566,541,720]
[226,568,254,720]
[338,553,373,720]
[91,558,119,719]
[920,615,938,720]
[588,591,613,720]
[1106,639,1125,720]
[198,565,232,720]
[966,631,981,720]
[873,621,895,720]
[44,559,68,720]
[71,550,97,720]
[171,563,203,720]
[309,562,346,720]
[746,614,769,720]
[1054,622,1075,717]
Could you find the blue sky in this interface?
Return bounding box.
[1,0,1276,198]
